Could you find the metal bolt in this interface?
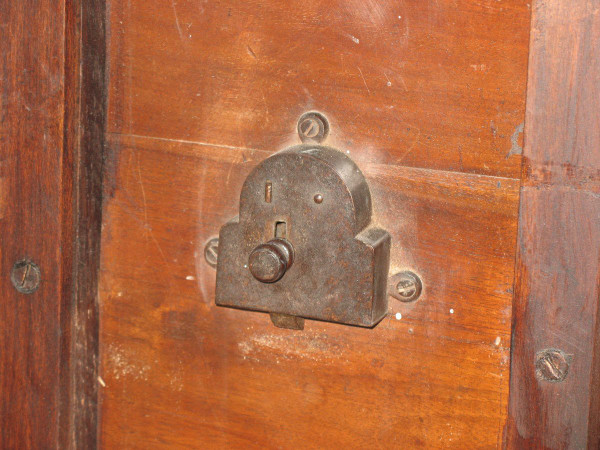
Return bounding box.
[389,271,422,303]
[314,194,323,204]
[204,238,219,268]
[11,259,41,294]
[535,348,571,382]
[297,112,329,143]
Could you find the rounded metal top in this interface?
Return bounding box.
[248,239,294,283]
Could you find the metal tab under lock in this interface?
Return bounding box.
[215,113,391,329]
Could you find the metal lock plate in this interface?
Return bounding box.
[215,144,391,328]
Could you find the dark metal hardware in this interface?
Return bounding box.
[269,313,304,330]
[215,124,391,328]
[204,237,219,268]
[248,238,294,283]
[389,271,422,303]
[535,348,571,383]
[297,112,329,143]
[11,259,41,294]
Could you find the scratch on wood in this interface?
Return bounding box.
[136,152,170,265]
[171,0,184,41]
[357,67,371,95]
[345,33,360,44]
[396,126,421,164]
[383,72,392,86]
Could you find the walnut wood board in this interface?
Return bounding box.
[1,0,105,447]
[107,0,529,178]
[101,0,530,447]
[506,0,600,447]
[0,1,67,446]
[99,134,519,448]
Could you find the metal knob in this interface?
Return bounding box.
[248,239,294,283]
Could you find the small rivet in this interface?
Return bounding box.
[535,348,571,382]
[11,259,41,294]
[204,238,219,268]
[314,194,323,204]
[389,271,422,303]
[297,112,329,143]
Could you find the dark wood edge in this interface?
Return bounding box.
[59,0,107,448]
[506,0,600,447]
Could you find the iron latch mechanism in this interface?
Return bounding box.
[215,114,391,329]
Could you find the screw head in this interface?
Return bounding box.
[535,348,571,382]
[11,259,41,294]
[204,238,219,268]
[314,194,323,204]
[297,112,329,143]
[389,271,422,303]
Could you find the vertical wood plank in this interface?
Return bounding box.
[506,0,600,447]
[60,0,107,448]
[0,2,67,447]
[0,0,105,448]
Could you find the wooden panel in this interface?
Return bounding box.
[107,0,529,178]
[506,0,600,447]
[99,133,519,448]
[0,2,67,447]
[0,0,105,447]
[102,0,531,445]
[0,1,66,447]
[61,0,107,447]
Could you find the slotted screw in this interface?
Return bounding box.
[204,238,219,268]
[11,259,41,294]
[389,271,422,303]
[535,348,571,382]
[297,112,329,143]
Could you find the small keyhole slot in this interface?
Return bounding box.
[274,221,287,238]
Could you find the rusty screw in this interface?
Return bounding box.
[11,259,41,294]
[297,112,329,143]
[389,271,422,303]
[204,238,219,268]
[535,348,571,382]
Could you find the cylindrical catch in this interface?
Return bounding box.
[248,239,294,283]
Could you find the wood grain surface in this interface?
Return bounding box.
[1,1,66,447]
[0,2,68,447]
[0,0,106,448]
[61,0,107,447]
[506,0,600,447]
[99,134,518,448]
[100,0,531,447]
[107,0,529,178]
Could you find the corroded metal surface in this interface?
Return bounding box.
[248,238,294,283]
[388,271,422,303]
[215,145,391,327]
